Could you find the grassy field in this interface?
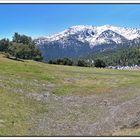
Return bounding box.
[0,54,140,136]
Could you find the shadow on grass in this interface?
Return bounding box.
[9,57,25,62]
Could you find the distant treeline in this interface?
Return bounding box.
[0,33,43,61]
[48,46,140,67]
[48,58,106,68]
[85,46,140,66]
[103,47,140,66]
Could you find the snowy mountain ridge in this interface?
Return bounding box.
[36,25,140,61]
[37,25,140,47]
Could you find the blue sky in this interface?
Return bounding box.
[0,4,140,39]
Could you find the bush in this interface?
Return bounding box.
[0,38,10,52]
[48,58,73,66]
[33,55,43,61]
[94,59,106,68]
[48,60,53,64]
[62,58,73,66]
[77,60,87,67]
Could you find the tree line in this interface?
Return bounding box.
[103,47,140,66]
[1,32,139,67]
[87,46,140,66]
[49,46,140,68]
[48,58,106,68]
[0,33,43,61]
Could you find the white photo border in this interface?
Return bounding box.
[0,1,140,140]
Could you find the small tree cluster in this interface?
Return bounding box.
[48,58,107,68]
[94,59,106,68]
[48,58,73,66]
[0,33,43,61]
[0,38,10,52]
[77,60,89,67]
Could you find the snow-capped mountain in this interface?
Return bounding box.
[36,25,140,61]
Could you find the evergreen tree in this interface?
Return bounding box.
[0,38,10,52]
[77,60,87,67]
[94,59,106,68]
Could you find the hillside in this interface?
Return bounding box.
[85,46,140,66]
[1,54,140,136]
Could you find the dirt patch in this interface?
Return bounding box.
[28,87,140,136]
[27,92,61,102]
[89,96,140,136]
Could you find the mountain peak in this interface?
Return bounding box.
[36,24,140,46]
[36,24,140,61]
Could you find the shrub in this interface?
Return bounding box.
[94,59,106,68]
[77,60,87,67]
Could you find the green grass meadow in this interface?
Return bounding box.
[1,54,140,135]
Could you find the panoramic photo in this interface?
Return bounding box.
[0,4,140,136]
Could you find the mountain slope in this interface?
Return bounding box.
[36,25,140,61]
[84,46,140,66]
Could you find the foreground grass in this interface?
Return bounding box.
[0,89,48,136]
[1,54,140,135]
[1,55,140,96]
